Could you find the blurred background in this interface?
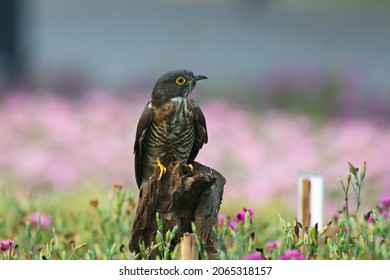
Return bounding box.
[1,0,390,220]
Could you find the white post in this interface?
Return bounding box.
[298,172,324,230]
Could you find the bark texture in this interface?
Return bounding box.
[129,160,225,259]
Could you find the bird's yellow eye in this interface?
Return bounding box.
[175,76,186,85]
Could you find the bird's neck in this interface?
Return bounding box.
[169,96,190,120]
[169,96,187,103]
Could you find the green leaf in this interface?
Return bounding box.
[309,227,317,245]
[338,219,345,234]
[170,225,179,242]
[156,230,163,244]
[88,249,96,260]
[109,243,117,259]
[294,240,305,249]
[191,222,198,234]
[348,162,358,176]
[156,212,163,232]
[360,161,367,182]
[244,210,251,231]
[165,230,171,244]
[76,243,87,250]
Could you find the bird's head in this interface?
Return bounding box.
[151,69,207,106]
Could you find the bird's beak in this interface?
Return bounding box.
[194,75,208,81]
[187,74,207,95]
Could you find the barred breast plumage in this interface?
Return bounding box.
[143,97,195,170]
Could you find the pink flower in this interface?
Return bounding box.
[218,214,226,225]
[28,213,52,229]
[280,249,305,260]
[219,208,255,231]
[266,240,282,253]
[227,220,238,230]
[379,195,390,210]
[218,214,238,230]
[241,252,265,260]
[367,211,388,223]
[374,236,385,245]
[235,208,254,222]
[0,239,14,251]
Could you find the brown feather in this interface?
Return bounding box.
[134,102,153,188]
[188,99,208,162]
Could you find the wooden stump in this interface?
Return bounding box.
[129,161,225,259]
[179,233,198,260]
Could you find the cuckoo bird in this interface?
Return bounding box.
[134,69,208,191]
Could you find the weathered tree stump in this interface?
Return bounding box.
[129,161,225,259]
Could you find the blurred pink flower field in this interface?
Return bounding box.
[1,91,389,217]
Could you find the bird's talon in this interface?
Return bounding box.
[157,159,166,180]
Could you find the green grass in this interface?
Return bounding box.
[0,183,135,260]
[1,164,389,260]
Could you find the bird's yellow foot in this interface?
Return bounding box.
[157,159,166,180]
[187,163,193,172]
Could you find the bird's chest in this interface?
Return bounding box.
[153,98,194,138]
[143,98,196,166]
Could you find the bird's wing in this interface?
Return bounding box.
[189,99,208,162]
[134,102,153,188]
